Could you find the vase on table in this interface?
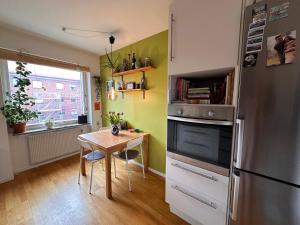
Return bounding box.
[111,124,119,135]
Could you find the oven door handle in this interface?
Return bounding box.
[171,162,218,182]
[167,116,233,126]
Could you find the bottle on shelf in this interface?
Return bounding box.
[141,75,145,90]
[132,53,136,70]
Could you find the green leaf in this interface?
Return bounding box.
[1,61,43,124]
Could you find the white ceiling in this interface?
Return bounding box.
[0,0,171,55]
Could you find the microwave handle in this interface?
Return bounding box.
[234,119,244,168]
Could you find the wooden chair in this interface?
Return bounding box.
[112,136,145,191]
[77,137,105,194]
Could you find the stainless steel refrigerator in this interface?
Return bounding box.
[230,0,300,225]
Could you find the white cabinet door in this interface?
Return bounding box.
[169,0,242,76]
[166,157,229,204]
[166,178,227,225]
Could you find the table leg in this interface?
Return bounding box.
[143,135,149,172]
[105,152,112,199]
[80,147,86,176]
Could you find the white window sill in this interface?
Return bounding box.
[12,123,91,136]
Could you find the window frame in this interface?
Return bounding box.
[2,60,88,130]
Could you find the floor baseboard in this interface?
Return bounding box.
[0,175,14,184]
[130,160,166,178]
[14,152,80,174]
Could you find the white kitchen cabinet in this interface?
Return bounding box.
[168,0,242,76]
[166,178,227,225]
[166,157,229,204]
[166,157,229,225]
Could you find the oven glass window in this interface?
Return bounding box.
[168,120,233,168]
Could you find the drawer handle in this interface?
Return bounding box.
[171,185,217,210]
[171,163,218,182]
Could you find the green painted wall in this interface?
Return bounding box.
[100,30,168,173]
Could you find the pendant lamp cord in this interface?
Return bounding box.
[111,42,113,79]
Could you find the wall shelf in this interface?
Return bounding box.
[112,66,152,77]
[112,66,152,100]
[117,89,146,99]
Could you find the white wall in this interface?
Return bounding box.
[0,24,102,177]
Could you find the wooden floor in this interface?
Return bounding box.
[0,155,188,225]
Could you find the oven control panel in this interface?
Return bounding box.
[168,104,234,121]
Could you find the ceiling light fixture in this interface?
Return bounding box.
[61,27,112,38]
[107,35,118,101]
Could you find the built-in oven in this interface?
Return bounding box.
[167,104,234,176]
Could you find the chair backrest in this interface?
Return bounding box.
[125,136,144,150]
[77,137,93,151]
[99,126,110,131]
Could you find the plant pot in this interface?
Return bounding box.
[111,124,119,136]
[45,120,54,129]
[13,122,26,134]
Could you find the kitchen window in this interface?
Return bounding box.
[56,83,64,90]
[69,84,77,91]
[6,60,85,128]
[32,80,43,89]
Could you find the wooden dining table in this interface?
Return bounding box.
[78,129,149,199]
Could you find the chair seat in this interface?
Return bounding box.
[114,150,140,160]
[83,150,105,161]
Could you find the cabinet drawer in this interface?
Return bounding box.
[166,178,226,225]
[166,157,229,204]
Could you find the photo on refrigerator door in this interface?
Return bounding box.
[246,43,262,54]
[269,2,289,22]
[267,30,296,66]
[247,36,263,45]
[252,4,267,22]
[249,19,266,30]
[243,53,258,68]
[248,27,264,39]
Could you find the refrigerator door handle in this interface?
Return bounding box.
[230,173,240,221]
[234,119,245,168]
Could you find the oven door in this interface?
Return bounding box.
[167,116,233,170]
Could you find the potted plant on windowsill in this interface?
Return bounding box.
[1,62,39,134]
[105,112,123,135]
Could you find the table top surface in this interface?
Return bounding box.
[78,129,148,152]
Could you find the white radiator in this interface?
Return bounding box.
[27,127,83,165]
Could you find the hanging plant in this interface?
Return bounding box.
[102,35,119,73]
[102,49,119,72]
[1,62,39,133]
[93,76,102,101]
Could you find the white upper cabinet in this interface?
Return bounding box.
[168,0,242,76]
